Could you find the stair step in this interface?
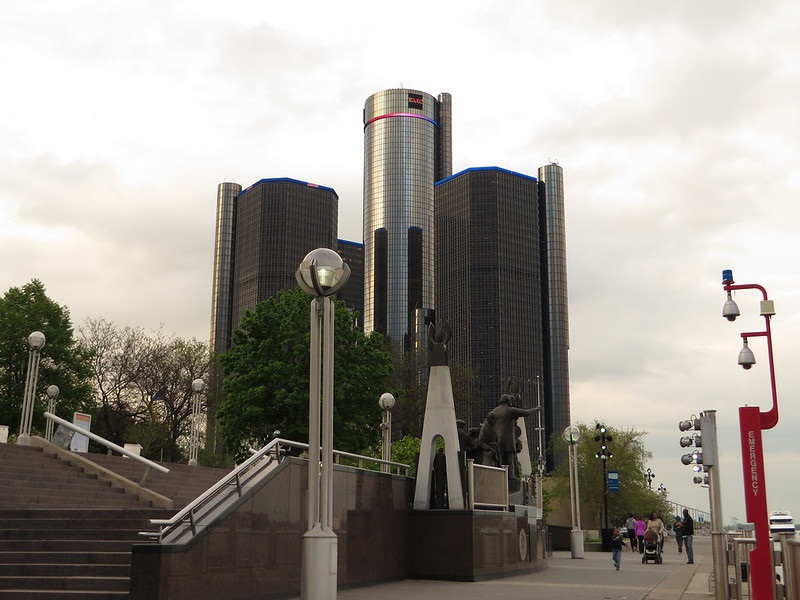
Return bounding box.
[0,552,133,565]
[0,528,144,541]
[0,592,127,599]
[0,442,223,597]
[0,563,129,577]
[0,575,129,591]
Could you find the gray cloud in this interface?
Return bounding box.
[1,0,799,522]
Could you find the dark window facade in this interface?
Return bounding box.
[336,239,365,329]
[230,179,338,333]
[435,167,545,457]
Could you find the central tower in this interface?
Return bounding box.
[362,88,452,349]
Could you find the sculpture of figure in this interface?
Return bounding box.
[456,419,475,456]
[487,393,541,479]
[432,447,448,509]
[476,413,501,467]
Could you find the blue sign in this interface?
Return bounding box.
[608,471,620,493]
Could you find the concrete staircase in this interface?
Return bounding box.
[0,442,229,599]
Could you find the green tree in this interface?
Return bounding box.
[0,280,93,433]
[79,318,210,462]
[550,422,670,529]
[218,288,393,461]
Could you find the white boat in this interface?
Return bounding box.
[769,510,796,536]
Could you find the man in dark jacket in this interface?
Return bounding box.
[673,516,684,553]
[682,509,695,564]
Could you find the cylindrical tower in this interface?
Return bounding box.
[210,181,241,356]
[362,89,451,348]
[538,163,571,469]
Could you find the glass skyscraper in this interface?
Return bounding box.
[362,89,452,350]
[435,167,544,421]
[435,165,571,469]
[210,181,242,357]
[537,162,571,465]
[229,178,338,333]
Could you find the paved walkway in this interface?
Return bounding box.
[289,536,715,600]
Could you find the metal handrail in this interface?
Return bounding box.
[44,411,169,477]
[247,442,411,476]
[332,448,410,476]
[149,438,411,543]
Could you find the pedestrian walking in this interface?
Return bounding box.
[625,514,637,551]
[682,509,695,564]
[673,516,684,553]
[611,528,627,570]
[635,515,647,553]
[647,512,666,554]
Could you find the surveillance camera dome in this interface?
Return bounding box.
[741,363,753,370]
[725,314,737,322]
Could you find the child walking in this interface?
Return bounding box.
[611,528,627,570]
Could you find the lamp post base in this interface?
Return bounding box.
[17,434,30,446]
[301,525,338,600]
[570,528,585,559]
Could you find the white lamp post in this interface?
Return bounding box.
[562,425,584,559]
[44,385,60,442]
[296,248,350,600]
[378,392,395,472]
[188,378,205,466]
[18,331,46,446]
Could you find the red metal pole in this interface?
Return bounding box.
[723,275,779,600]
[739,406,774,600]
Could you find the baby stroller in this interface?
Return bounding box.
[641,530,662,564]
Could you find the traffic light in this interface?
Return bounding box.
[678,412,717,467]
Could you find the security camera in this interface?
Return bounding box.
[738,341,755,370]
[723,294,740,321]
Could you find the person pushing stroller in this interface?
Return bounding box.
[642,511,666,564]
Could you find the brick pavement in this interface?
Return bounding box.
[288,536,715,600]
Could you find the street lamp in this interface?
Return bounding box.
[657,483,667,494]
[18,331,46,446]
[645,467,655,489]
[188,378,205,467]
[562,425,584,559]
[594,423,613,530]
[378,392,395,473]
[721,269,780,600]
[296,248,350,600]
[44,385,59,442]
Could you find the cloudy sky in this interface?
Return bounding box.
[2,0,799,524]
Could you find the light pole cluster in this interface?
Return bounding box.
[18,331,46,446]
[721,269,780,600]
[593,423,612,530]
[677,409,725,600]
[645,467,655,489]
[296,248,350,600]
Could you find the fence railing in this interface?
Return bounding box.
[727,532,799,600]
[44,411,168,485]
[147,438,411,544]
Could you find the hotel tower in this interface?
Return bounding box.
[362,89,452,350]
